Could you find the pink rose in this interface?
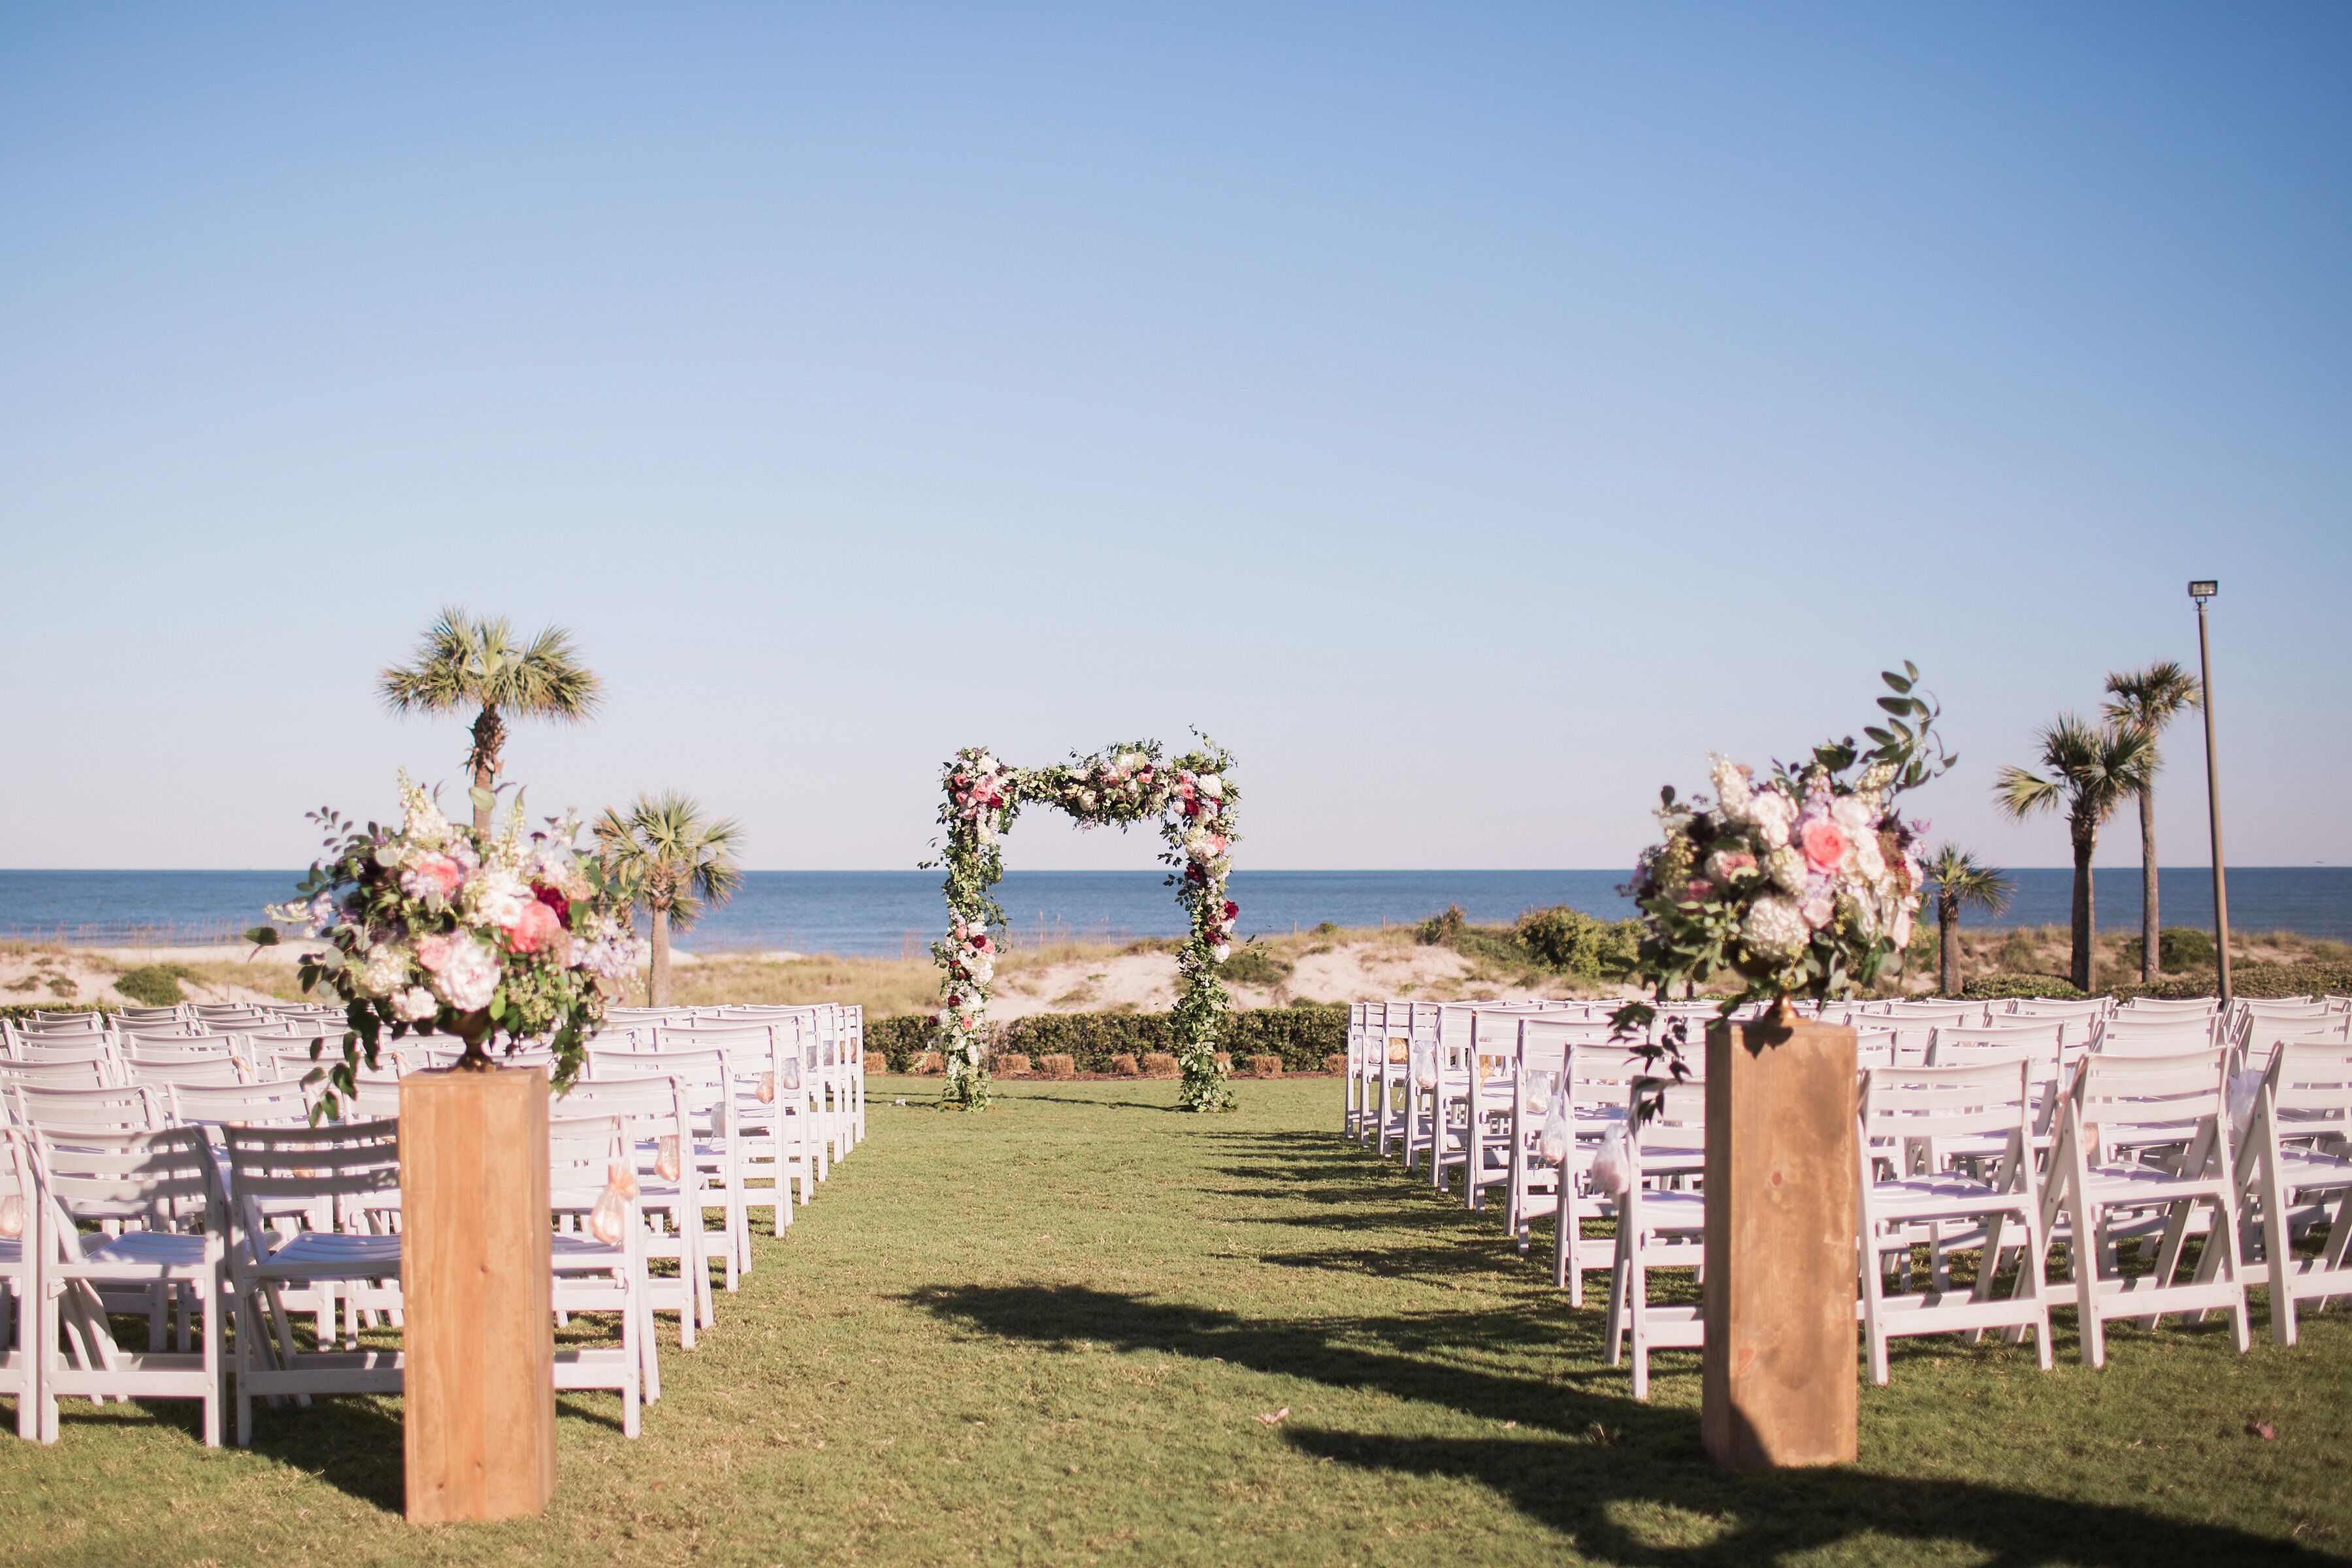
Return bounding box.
[1800,819,1848,873]
[1682,879,1716,904]
[506,898,563,954]
[414,933,454,973]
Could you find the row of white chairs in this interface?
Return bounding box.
[1341,993,2352,1397]
[0,999,868,1447]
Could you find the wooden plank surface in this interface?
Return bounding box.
[400,1066,555,1523]
[1701,1015,1859,1469]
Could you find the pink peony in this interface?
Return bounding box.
[1800,819,1848,873]
[1683,879,1716,904]
[401,853,465,904]
[506,898,563,954]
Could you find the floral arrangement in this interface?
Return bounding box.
[1612,666,1952,1095]
[248,772,645,1114]
[928,736,1240,1113]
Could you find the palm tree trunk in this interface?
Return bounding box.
[2137,787,2159,983]
[1939,892,1961,996]
[649,905,671,1007]
[469,704,505,840]
[2070,814,2097,993]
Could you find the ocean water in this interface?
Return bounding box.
[1,866,2347,954]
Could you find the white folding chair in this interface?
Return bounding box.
[1857,1058,2052,1383]
[2042,1047,2251,1367]
[547,1113,654,1437]
[1603,1081,1708,1399]
[27,1124,229,1446]
[222,1119,405,1446]
[2234,1039,2352,1346]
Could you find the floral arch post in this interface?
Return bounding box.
[928,737,1239,1112]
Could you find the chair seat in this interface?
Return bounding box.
[2082,1163,2231,1203]
[1871,1175,2034,1222]
[64,1231,210,1275]
[2276,1149,2352,1190]
[250,1230,403,1282]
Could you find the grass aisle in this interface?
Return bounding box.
[4,1077,2347,1565]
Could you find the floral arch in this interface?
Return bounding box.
[928,737,1239,1112]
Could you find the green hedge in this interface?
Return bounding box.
[1415,904,1642,982]
[868,1005,1350,1074]
[2140,962,2352,1001]
[0,1002,118,1024]
[1961,973,2087,1002]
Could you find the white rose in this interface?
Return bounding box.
[1831,796,1875,836]
[1211,944,1232,963]
[1852,834,1886,880]
[391,986,438,1023]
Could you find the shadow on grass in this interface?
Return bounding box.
[904,1282,2330,1566]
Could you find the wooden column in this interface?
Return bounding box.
[1701,1015,1858,1469]
[400,1066,555,1523]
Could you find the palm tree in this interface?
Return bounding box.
[595,792,743,1007]
[1995,715,2153,992]
[2103,660,2201,984]
[1923,844,2014,997]
[380,608,604,838]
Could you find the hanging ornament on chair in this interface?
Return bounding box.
[589,1161,639,1245]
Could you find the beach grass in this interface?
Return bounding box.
[3,1077,2345,1566]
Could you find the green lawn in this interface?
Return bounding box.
[4,1075,2347,1566]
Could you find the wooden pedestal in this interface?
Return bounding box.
[1701,1015,1857,1469]
[399,1067,555,1523]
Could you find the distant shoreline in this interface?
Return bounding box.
[5,866,2349,951]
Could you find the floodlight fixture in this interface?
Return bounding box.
[2189,580,2218,600]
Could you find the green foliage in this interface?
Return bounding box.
[1961,973,2087,1002]
[1417,904,1644,981]
[868,1005,1347,1075]
[114,964,192,1005]
[1217,943,1291,985]
[1512,906,1642,979]
[1995,928,2048,971]
[2142,962,2352,1001]
[1414,905,1467,945]
[2117,928,2216,973]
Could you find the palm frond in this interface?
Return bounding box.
[1994,764,2059,821]
[379,607,602,724]
[1925,843,2013,916]
[593,789,742,934]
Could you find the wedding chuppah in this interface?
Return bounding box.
[926,738,1241,1112]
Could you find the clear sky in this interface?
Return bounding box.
[3,5,2346,874]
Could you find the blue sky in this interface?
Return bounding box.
[3,5,2345,872]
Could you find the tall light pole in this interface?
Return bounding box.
[2189,580,2231,1009]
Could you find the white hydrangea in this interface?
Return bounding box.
[353,942,409,999]
[1765,845,1806,894]
[1195,773,1224,799]
[1741,896,1810,960]
[1748,789,1796,849]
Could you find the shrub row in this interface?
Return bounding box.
[1415,904,1642,981]
[866,1004,1350,1074]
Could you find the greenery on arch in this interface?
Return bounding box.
[925,736,1239,1113]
